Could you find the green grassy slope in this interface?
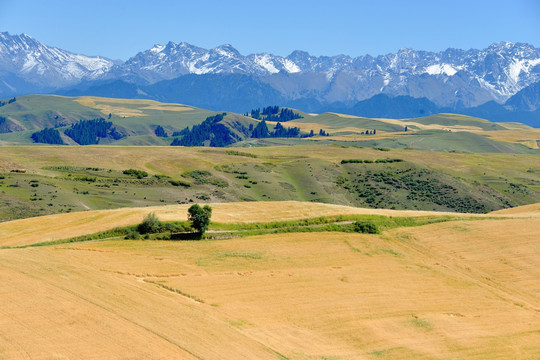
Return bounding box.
[409,113,507,130]
[1,146,539,221]
[293,112,510,131]
[0,95,102,130]
[355,130,538,153]
[293,112,406,132]
[0,95,226,144]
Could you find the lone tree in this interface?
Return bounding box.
[188,204,212,234]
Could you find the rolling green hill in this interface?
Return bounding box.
[0,95,223,145]
[1,145,539,221]
[409,113,506,130]
[0,95,539,155]
[353,130,538,153]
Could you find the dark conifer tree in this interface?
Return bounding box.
[251,120,269,138]
[31,128,64,144]
[154,125,168,137]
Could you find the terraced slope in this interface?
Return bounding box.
[0,202,538,359]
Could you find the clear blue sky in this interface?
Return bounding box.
[1,0,538,60]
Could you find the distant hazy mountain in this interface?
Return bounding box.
[505,81,540,111]
[348,94,441,119]
[1,32,540,124]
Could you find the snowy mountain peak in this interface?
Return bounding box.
[213,44,241,57]
[0,31,115,88]
[150,44,166,53]
[397,47,414,54]
[489,41,515,50]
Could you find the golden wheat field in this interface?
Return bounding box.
[0,201,539,359]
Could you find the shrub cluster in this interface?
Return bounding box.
[353,221,379,234]
[169,179,191,187]
[124,213,193,239]
[123,169,148,179]
[338,166,489,213]
[341,159,403,164]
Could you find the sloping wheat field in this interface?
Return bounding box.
[0,201,539,359]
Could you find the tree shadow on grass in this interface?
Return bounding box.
[170,232,203,241]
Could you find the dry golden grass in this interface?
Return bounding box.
[74,96,193,117]
[470,129,540,149]
[491,202,540,215]
[0,201,538,359]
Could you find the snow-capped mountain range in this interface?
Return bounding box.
[1,31,539,109]
[0,32,113,89]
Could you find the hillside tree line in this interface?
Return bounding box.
[247,106,303,122]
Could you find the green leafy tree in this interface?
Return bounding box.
[188,204,212,234]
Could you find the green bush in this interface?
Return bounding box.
[353,221,379,234]
[169,179,191,187]
[123,169,148,179]
[137,213,162,234]
[182,170,211,181]
[125,229,141,239]
[160,222,191,233]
